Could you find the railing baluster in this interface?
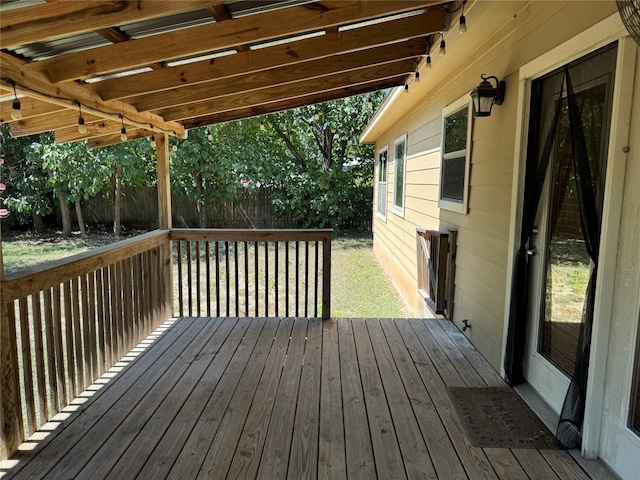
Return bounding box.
[63,281,76,401]
[274,241,279,317]
[295,241,300,317]
[314,241,319,318]
[80,274,92,390]
[18,298,35,436]
[205,242,211,317]
[177,241,184,317]
[52,285,66,412]
[96,268,105,376]
[285,241,290,317]
[304,241,309,318]
[87,272,98,381]
[244,241,249,317]
[42,288,57,417]
[31,293,47,424]
[264,241,268,318]
[215,241,220,317]
[234,241,239,317]
[225,242,230,317]
[108,263,120,362]
[195,241,201,316]
[186,241,193,317]
[254,241,259,317]
[101,268,112,371]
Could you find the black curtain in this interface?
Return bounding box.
[503,74,566,385]
[555,68,602,449]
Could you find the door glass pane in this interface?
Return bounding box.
[538,48,616,376]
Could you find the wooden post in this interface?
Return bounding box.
[0,223,22,459]
[156,134,173,321]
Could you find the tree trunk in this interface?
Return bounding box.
[75,198,86,239]
[114,164,122,237]
[31,212,46,233]
[57,190,72,237]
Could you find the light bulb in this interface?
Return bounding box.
[120,127,127,142]
[439,39,446,56]
[426,55,432,70]
[207,134,213,141]
[260,121,266,131]
[404,84,409,93]
[415,70,420,83]
[314,113,320,120]
[150,135,156,148]
[172,144,178,152]
[459,15,467,34]
[11,99,21,120]
[78,117,87,134]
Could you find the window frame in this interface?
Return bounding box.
[439,96,473,214]
[376,145,389,221]
[392,133,407,217]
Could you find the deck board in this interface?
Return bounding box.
[1,317,606,480]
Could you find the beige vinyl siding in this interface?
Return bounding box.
[370,1,617,370]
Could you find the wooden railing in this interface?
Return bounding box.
[0,230,172,458]
[416,228,457,318]
[171,229,332,320]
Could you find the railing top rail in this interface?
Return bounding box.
[171,228,333,243]
[2,230,170,301]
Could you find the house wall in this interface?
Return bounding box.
[370,0,617,370]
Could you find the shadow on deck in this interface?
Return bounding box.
[0,317,608,479]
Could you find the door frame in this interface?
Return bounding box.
[501,13,636,458]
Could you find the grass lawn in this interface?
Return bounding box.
[2,230,408,318]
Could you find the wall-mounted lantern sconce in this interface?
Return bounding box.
[470,74,506,117]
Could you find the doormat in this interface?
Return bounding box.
[448,387,558,449]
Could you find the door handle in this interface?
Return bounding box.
[526,246,537,257]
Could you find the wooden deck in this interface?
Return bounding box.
[0,317,606,479]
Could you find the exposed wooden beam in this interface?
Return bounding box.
[95,27,165,70]
[88,129,150,149]
[89,8,445,101]
[132,39,426,112]
[54,120,124,145]
[160,59,414,121]
[207,4,251,53]
[0,52,186,138]
[0,0,227,49]
[26,1,439,83]
[0,97,65,123]
[182,77,404,130]
[10,110,102,137]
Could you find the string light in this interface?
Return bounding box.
[77,103,87,134]
[439,33,446,56]
[172,144,178,152]
[426,55,432,70]
[414,60,421,83]
[404,83,409,93]
[149,125,156,148]
[120,114,127,142]
[11,83,21,120]
[314,113,320,120]
[260,120,266,131]
[459,0,468,33]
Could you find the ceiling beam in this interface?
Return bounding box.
[95,27,166,70]
[89,8,445,102]
[0,97,65,123]
[207,4,251,53]
[0,0,227,49]
[54,120,125,145]
[159,59,414,121]
[182,77,404,130]
[26,1,439,83]
[0,52,186,138]
[88,129,151,150]
[132,38,426,112]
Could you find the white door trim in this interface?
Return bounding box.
[501,12,635,459]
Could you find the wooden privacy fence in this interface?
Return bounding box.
[171,229,332,320]
[0,230,172,458]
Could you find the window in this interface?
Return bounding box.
[377,146,388,220]
[439,96,472,213]
[393,134,407,216]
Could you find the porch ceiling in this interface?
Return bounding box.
[0,0,453,148]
